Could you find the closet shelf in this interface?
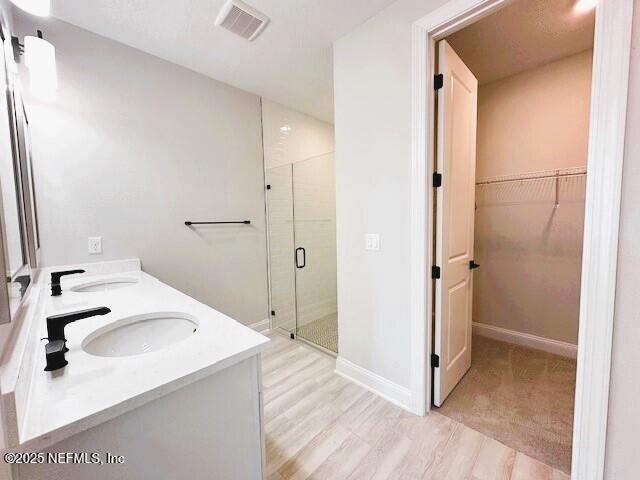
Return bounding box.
[475,166,586,186]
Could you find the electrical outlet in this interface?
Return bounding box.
[88,236,102,255]
[365,233,380,251]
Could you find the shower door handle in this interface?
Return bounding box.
[295,247,306,269]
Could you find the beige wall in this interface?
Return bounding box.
[605,1,640,477]
[473,51,592,344]
[477,50,592,179]
[16,15,269,326]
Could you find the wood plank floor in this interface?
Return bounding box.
[262,333,570,480]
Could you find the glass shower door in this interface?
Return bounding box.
[265,154,338,353]
[265,164,296,333]
[292,153,338,353]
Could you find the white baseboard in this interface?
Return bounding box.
[335,357,412,412]
[248,318,271,334]
[473,322,577,359]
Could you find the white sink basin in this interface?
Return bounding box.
[71,278,138,293]
[82,312,198,357]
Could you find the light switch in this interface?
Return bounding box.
[88,236,103,255]
[365,233,380,251]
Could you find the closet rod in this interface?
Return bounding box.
[184,220,251,226]
[475,169,586,186]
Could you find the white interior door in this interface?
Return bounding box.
[433,40,478,407]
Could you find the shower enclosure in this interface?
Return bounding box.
[266,153,338,353]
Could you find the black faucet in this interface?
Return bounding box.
[51,269,85,296]
[44,307,111,371]
[46,306,111,343]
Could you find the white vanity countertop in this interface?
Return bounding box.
[16,263,269,450]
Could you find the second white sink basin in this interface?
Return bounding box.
[82,312,198,357]
[71,278,138,293]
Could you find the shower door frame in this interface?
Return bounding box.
[263,162,297,336]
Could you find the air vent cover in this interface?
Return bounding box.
[215,0,269,41]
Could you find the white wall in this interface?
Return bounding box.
[604,2,640,477]
[334,0,447,389]
[472,51,592,345]
[15,15,269,325]
[261,99,334,169]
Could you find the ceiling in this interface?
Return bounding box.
[44,0,399,123]
[446,0,595,84]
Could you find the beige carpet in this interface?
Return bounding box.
[436,335,576,473]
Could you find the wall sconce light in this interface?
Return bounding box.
[12,30,57,100]
[9,0,50,17]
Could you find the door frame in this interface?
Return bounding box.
[410,0,634,479]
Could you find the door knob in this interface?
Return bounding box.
[469,260,480,270]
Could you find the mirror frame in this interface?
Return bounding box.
[0,19,36,325]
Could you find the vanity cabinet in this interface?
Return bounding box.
[14,355,265,480]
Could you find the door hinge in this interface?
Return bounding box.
[434,74,444,90]
[431,353,440,368]
[266,184,271,190]
[271,310,276,316]
[433,172,442,188]
[431,265,441,279]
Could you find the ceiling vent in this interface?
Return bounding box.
[215,0,269,41]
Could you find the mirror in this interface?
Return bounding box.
[17,98,40,265]
[0,23,32,323]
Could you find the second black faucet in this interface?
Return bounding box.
[50,269,85,296]
[44,306,111,371]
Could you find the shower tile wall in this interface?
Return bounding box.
[261,99,334,170]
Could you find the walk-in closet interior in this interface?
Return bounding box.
[433,0,594,473]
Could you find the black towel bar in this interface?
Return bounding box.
[184,220,251,226]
